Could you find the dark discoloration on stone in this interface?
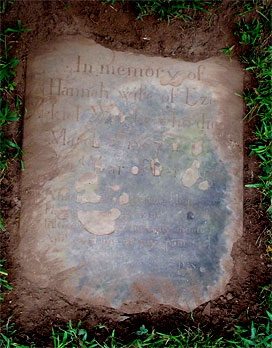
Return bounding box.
[17,36,243,312]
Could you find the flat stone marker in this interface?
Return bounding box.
[18,36,243,312]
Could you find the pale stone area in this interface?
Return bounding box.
[75,172,101,204]
[199,181,210,191]
[182,160,201,188]
[18,36,243,312]
[192,140,203,156]
[77,208,121,236]
[119,192,129,206]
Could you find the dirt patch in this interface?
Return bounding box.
[1,1,270,346]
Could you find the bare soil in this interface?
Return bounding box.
[0,1,271,346]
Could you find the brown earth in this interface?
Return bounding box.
[0,1,271,346]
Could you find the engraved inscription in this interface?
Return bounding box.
[19,37,243,312]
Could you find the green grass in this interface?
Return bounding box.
[103,0,217,23]
[0,20,28,323]
[1,286,272,347]
[0,0,15,14]
[50,323,225,348]
[220,45,235,61]
[0,260,12,301]
[0,36,19,93]
[0,21,30,180]
[234,3,272,214]
[0,96,25,179]
[134,0,216,22]
[1,311,271,348]
[0,320,34,348]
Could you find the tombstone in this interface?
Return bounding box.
[18,36,243,312]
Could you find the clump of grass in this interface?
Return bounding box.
[3,318,272,348]
[227,284,272,348]
[235,2,272,213]
[52,321,98,348]
[1,20,30,92]
[0,25,29,320]
[0,96,25,179]
[41,318,272,347]
[134,0,215,22]
[0,36,19,93]
[0,259,12,300]
[220,45,235,61]
[102,0,217,23]
[0,0,15,14]
[127,326,225,347]
[50,322,232,348]
[0,320,34,348]
[0,21,29,181]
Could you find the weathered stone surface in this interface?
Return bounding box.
[18,36,243,312]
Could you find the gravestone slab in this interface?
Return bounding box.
[18,36,243,312]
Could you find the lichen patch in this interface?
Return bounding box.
[119,192,129,205]
[75,172,101,203]
[192,140,203,156]
[199,180,210,191]
[77,208,121,235]
[182,160,200,188]
[109,185,120,192]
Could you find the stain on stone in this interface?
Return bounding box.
[75,172,101,204]
[92,138,100,148]
[109,185,120,192]
[108,103,126,123]
[192,140,203,156]
[150,158,162,176]
[182,160,200,188]
[199,180,210,191]
[55,207,70,220]
[131,166,139,175]
[119,192,129,206]
[77,208,121,235]
[187,212,194,220]
[94,157,104,172]
[172,143,179,151]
